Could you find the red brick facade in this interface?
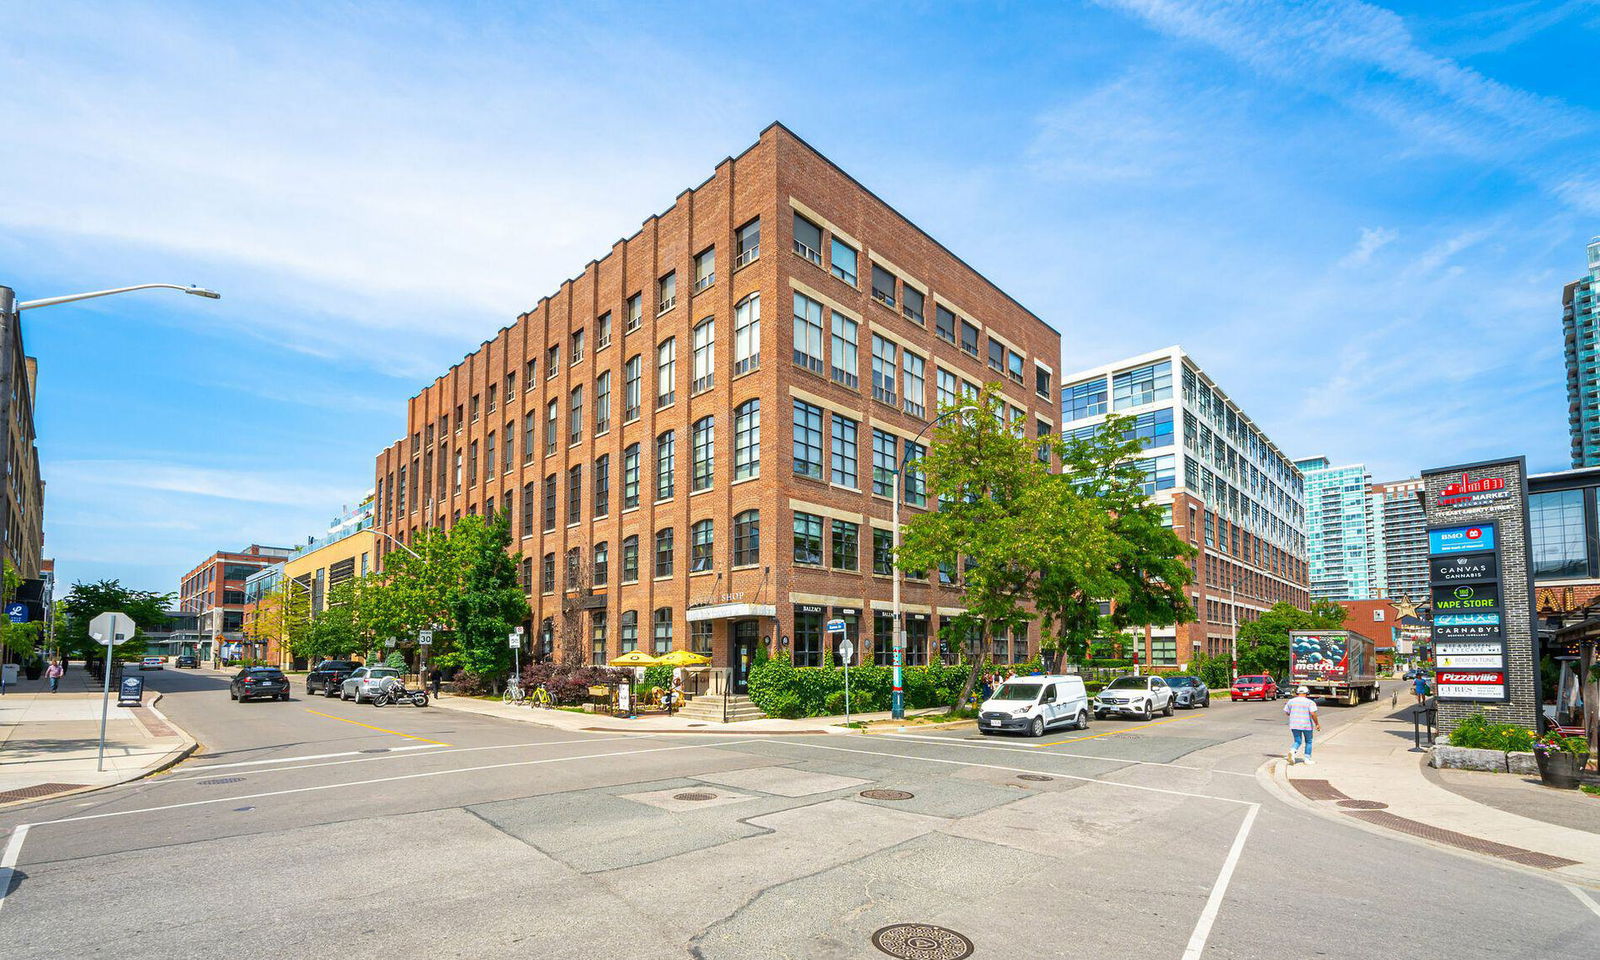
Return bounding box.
[373,124,1061,677]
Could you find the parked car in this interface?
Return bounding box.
[341,666,403,703]
[1231,675,1279,701]
[230,667,290,702]
[307,659,361,697]
[175,655,199,669]
[1094,675,1174,721]
[138,656,165,671]
[1164,675,1210,709]
[978,675,1090,737]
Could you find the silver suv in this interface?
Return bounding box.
[1093,675,1174,721]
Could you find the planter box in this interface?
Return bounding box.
[1430,745,1509,772]
[1506,752,1539,776]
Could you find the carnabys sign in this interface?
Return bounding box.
[1435,670,1506,701]
[1433,620,1504,641]
[1429,523,1496,555]
[1429,553,1496,584]
[1431,582,1501,613]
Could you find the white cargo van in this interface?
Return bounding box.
[977,675,1090,737]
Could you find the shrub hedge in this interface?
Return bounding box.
[1448,712,1534,753]
[747,656,1048,718]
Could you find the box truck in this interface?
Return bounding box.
[1290,630,1379,706]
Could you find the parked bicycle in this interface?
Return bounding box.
[529,684,553,709]
[503,679,526,706]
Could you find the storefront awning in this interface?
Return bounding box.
[686,603,776,622]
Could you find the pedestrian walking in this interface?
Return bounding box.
[46,659,64,693]
[1412,672,1428,705]
[428,667,443,698]
[1284,685,1320,765]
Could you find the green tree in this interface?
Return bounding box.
[1234,600,1347,678]
[0,561,41,658]
[443,514,529,677]
[58,580,175,667]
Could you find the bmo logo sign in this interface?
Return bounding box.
[1429,523,1496,555]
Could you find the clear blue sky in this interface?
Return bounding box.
[3,0,1597,595]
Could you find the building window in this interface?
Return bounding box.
[547,344,559,376]
[872,430,898,497]
[830,237,858,286]
[502,421,514,471]
[793,608,823,667]
[1036,366,1051,398]
[873,611,893,664]
[830,312,858,387]
[735,217,761,268]
[793,213,822,264]
[935,306,956,344]
[569,385,584,444]
[691,519,714,572]
[453,448,462,492]
[902,350,926,418]
[871,264,896,308]
[871,335,898,406]
[692,416,715,491]
[793,512,823,565]
[831,414,858,487]
[657,271,677,314]
[873,528,894,575]
[831,520,859,571]
[626,292,642,333]
[653,608,673,655]
[905,617,928,666]
[936,367,958,412]
[654,528,674,578]
[734,293,760,374]
[1134,454,1176,495]
[792,400,824,479]
[691,620,713,656]
[520,482,535,537]
[591,612,608,666]
[693,246,715,292]
[486,384,497,415]
[590,371,611,435]
[1112,360,1173,410]
[905,442,926,507]
[620,610,638,651]
[733,510,759,566]
[734,399,761,480]
[1063,378,1109,421]
[902,286,924,326]
[959,320,979,356]
[624,354,641,422]
[543,474,557,531]
[792,292,824,373]
[565,547,582,590]
[1037,420,1053,463]
[594,542,609,585]
[622,536,639,583]
[1128,408,1175,449]
[467,440,478,487]
[1531,489,1588,578]
[571,328,585,365]
[545,400,558,455]
[623,443,640,509]
[596,311,612,351]
[1007,349,1024,384]
[470,393,480,422]
[523,412,535,463]
[692,318,714,394]
[594,454,610,517]
[541,553,555,594]
[567,465,582,524]
[524,358,537,389]
[655,430,676,500]
[988,338,1005,372]
[656,337,676,408]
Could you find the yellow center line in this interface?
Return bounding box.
[303,709,452,746]
[1033,714,1189,747]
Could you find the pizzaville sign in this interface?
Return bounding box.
[1436,472,1511,508]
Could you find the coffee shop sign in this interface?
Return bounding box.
[1437,472,1510,509]
[689,591,745,609]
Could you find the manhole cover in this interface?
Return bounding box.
[673,792,717,801]
[1017,774,1053,782]
[871,923,974,960]
[198,777,245,786]
[1337,799,1389,810]
[860,789,915,801]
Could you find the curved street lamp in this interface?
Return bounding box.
[18,283,220,311]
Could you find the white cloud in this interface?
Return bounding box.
[1338,226,1399,267]
[46,460,363,509]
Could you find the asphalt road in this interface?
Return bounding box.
[1,669,1596,959]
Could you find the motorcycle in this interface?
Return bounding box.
[372,677,429,707]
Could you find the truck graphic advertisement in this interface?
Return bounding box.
[1290,630,1378,705]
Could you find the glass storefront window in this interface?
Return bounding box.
[1531,489,1588,579]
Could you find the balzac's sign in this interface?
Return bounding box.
[1436,472,1510,509]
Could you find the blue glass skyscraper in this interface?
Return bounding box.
[1565,238,1600,467]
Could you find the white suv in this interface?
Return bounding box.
[978,676,1090,737]
[1094,675,1174,721]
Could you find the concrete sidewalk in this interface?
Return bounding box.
[0,674,196,806]
[427,691,953,735]
[1267,698,1600,886]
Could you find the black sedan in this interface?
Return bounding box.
[175,655,199,669]
[1164,675,1211,709]
[230,667,290,702]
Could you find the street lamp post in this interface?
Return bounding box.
[889,404,982,720]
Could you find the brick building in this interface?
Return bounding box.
[1060,346,1310,668]
[373,123,1061,692]
[178,543,295,659]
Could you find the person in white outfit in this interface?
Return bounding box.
[1284,685,1320,765]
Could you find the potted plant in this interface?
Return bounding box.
[1532,730,1591,789]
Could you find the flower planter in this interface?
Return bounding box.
[1533,750,1590,790]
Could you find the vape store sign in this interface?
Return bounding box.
[1431,583,1501,613]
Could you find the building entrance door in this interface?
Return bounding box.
[732,621,758,694]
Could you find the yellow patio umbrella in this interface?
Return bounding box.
[654,650,711,667]
[608,650,661,667]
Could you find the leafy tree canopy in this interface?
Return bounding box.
[58,579,175,662]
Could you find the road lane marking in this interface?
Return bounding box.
[1180,803,1259,960]
[1035,714,1189,746]
[767,738,1252,805]
[303,708,452,745]
[1568,884,1600,920]
[869,731,1255,777]
[0,823,29,916]
[180,744,441,771]
[161,736,644,784]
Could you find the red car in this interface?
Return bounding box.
[1231,675,1279,701]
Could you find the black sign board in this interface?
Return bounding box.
[1431,582,1502,613]
[1429,552,1497,584]
[117,675,145,706]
